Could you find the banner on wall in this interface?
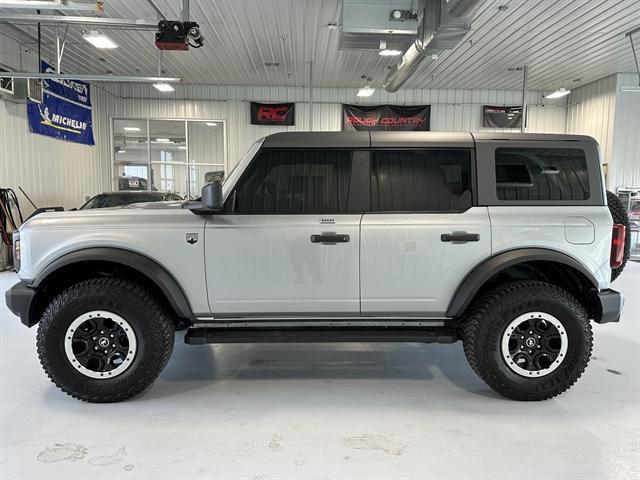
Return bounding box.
[250,102,295,125]
[41,61,91,107]
[483,105,522,128]
[342,104,430,131]
[27,92,95,145]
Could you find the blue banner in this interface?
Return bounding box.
[41,61,91,107]
[27,93,95,145]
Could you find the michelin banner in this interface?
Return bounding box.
[27,92,95,145]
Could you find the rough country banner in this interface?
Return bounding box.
[250,102,295,126]
[483,105,523,128]
[342,104,430,131]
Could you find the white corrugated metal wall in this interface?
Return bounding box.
[566,73,640,191]
[104,83,567,176]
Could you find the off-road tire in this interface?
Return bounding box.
[460,281,592,401]
[607,190,631,282]
[36,278,175,402]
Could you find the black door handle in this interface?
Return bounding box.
[311,233,350,244]
[441,233,480,243]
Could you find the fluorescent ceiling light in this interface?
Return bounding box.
[117,150,126,154]
[123,127,141,132]
[357,86,375,97]
[178,146,187,150]
[205,122,218,127]
[0,0,62,5]
[152,82,175,92]
[379,49,402,56]
[155,138,171,143]
[619,86,640,92]
[544,88,571,99]
[82,31,118,49]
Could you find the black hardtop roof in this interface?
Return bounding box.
[261,131,597,149]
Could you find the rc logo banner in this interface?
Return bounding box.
[27,93,95,145]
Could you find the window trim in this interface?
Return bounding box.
[367,147,477,214]
[224,147,364,215]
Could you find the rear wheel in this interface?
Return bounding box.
[461,281,592,401]
[37,278,175,402]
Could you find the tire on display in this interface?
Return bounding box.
[606,190,631,282]
[460,281,593,401]
[37,278,175,403]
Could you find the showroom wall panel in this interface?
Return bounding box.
[609,73,640,190]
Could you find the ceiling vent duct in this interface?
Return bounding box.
[383,0,484,92]
[339,0,420,52]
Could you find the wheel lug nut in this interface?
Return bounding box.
[110,334,114,338]
[92,337,96,340]
[100,331,104,334]
[528,350,532,353]
[94,347,98,350]
[529,331,533,334]
[537,335,541,339]
[112,344,116,348]
[104,350,108,354]
[520,336,524,339]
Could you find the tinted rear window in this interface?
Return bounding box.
[495,148,590,201]
[370,150,472,212]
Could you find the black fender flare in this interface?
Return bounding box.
[32,247,194,320]
[445,248,599,318]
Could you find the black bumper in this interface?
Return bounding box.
[595,289,624,324]
[5,282,38,327]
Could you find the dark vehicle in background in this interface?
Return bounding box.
[79,191,183,210]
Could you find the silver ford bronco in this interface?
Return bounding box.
[5,132,629,402]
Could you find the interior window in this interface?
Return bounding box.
[233,149,352,213]
[370,150,472,212]
[495,148,590,201]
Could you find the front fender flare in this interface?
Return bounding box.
[32,247,194,320]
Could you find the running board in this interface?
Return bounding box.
[184,326,458,345]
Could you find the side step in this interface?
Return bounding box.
[184,326,458,345]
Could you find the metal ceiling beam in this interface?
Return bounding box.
[0,14,158,30]
[6,72,181,83]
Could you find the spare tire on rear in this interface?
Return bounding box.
[607,190,630,282]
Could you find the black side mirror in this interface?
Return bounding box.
[201,180,223,211]
[184,180,223,215]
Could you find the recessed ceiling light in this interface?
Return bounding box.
[152,82,175,92]
[379,49,402,56]
[544,88,571,99]
[205,122,218,127]
[82,31,118,49]
[123,127,141,132]
[155,138,171,143]
[357,86,375,97]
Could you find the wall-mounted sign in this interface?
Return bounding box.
[343,104,430,131]
[41,61,91,107]
[483,105,522,128]
[27,92,95,145]
[250,102,295,126]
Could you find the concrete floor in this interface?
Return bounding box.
[1,266,639,480]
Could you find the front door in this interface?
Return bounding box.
[205,148,363,316]
[360,148,491,315]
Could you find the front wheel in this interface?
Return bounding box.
[37,278,175,402]
[460,281,593,401]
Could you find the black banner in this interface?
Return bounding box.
[483,105,522,128]
[250,102,295,126]
[342,104,430,131]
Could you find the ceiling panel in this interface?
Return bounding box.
[0,0,638,91]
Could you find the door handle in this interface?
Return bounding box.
[441,232,480,243]
[311,233,350,244]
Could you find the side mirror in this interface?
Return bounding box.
[184,180,223,215]
[201,180,223,211]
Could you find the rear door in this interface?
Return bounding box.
[360,147,491,315]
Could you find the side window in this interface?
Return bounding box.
[233,149,352,213]
[495,148,590,201]
[370,150,472,212]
